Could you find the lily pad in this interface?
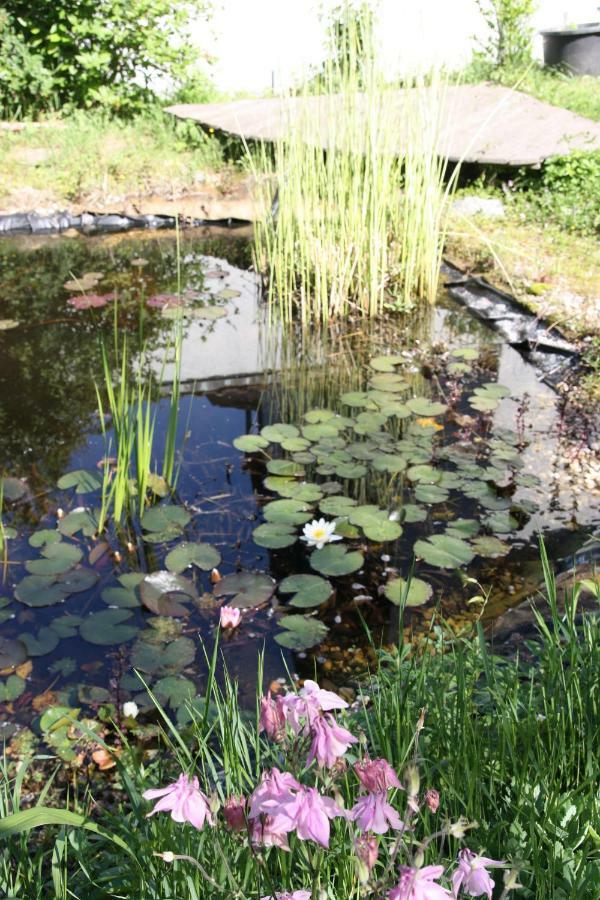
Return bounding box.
[310,544,364,576]
[304,409,335,423]
[483,511,519,533]
[25,542,82,576]
[407,398,447,417]
[263,499,313,526]
[451,347,478,360]
[340,391,373,408]
[80,609,138,646]
[319,496,357,517]
[56,567,98,594]
[140,571,197,616]
[414,484,449,504]
[445,518,480,538]
[0,477,26,502]
[131,635,195,675]
[384,577,433,607]
[252,523,296,549]
[213,572,276,609]
[233,434,270,453]
[58,508,98,537]
[469,395,499,413]
[369,355,404,372]
[400,504,428,524]
[266,459,305,478]
[279,574,333,608]
[29,529,61,548]
[261,424,300,443]
[101,586,139,608]
[0,675,25,702]
[14,575,66,607]
[57,469,102,494]
[372,454,407,474]
[414,535,475,569]
[471,536,510,557]
[141,505,191,535]
[0,637,27,670]
[153,675,196,709]
[275,615,329,650]
[18,627,59,656]
[264,478,323,502]
[165,542,222,574]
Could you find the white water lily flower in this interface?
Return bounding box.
[300,518,343,550]
[122,701,139,719]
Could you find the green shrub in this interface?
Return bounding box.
[0,12,56,118]
[474,0,537,68]
[516,151,600,235]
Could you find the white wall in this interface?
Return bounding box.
[198,0,600,94]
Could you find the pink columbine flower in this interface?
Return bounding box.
[259,692,287,742]
[251,815,292,851]
[425,789,440,813]
[220,605,241,629]
[249,768,300,821]
[307,713,358,768]
[355,757,402,793]
[281,679,348,734]
[222,795,246,831]
[451,849,506,899]
[355,834,379,883]
[143,773,214,830]
[287,786,344,848]
[350,791,404,834]
[390,865,452,899]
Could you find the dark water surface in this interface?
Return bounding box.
[0,228,598,741]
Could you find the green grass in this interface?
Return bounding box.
[0,109,227,210]
[1,545,598,898]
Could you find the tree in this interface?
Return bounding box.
[2,0,211,115]
[475,0,538,69]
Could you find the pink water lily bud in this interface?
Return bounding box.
[222,795,246,831]
[354,834,379,883]
[350,791,404,835]
[259,692,287,742]
[220,605,241,629]
[451,849,506,899]
[143,773,214,830]
[354,757,402,793]
[307,714,358,768]
[425,789,440,813]
[390,865,452,899]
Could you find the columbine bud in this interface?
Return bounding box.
[448,816,473,839]
[208,793,221,815]
[258,692,286,742]
[354,835,378,884]
[222,795,246,831]
[405,764,420,813]
[425,788,440,813]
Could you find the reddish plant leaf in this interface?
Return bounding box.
[67,293,116,310]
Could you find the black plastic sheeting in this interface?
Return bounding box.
[442,261,579,389]
[0,210,246,236]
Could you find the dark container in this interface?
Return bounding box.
[540,23,600,76]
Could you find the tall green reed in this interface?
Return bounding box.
[251,11,461,324]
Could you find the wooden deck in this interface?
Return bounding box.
[166,84,600,166]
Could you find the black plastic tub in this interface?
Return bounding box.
[541,23,600,76]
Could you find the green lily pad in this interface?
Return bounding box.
[25,542,83,576]
[407,398,447,417]
[372,454,407,474]
[80,609,138,646]
[101,586,139,608]
[213,572,275,609]
[233,434,270,453]
[480,383,511,399]
[332,518,360,538]
[18,627,59,656]
[448,362,471,375]
[414,484,449,504]
[471,536,510,557]
[302,423,342,441]
[266,459,305,478]
[279,574,333,608]
[400,504,428,523]
[483,511,519,533]
[310,544,364,576]
[451,347,479,360]
[0,637,27,670]
[131,635,196,675]
[264,478,323,502]
[319,496,357,517]
[340,391,372,408]
[51,615,83,638]
[384,577,433,607]
[332,462,368,479]
[414,535,475,569]
[275,615,329,650]
[153,675,196,709]
[253,523,296,549]
[56,567,98,594]
[58,508,98,537]
[57,469,102,494]
[0,477,26,502]
[469,395,499,413]
[369,355,404,372]
[445,518,480,538]
[140,571,197,616]
[261,424,300,443]
[215,288,241,300]
[165,542,221,574]
[141,505,191,535]
[14,575,66,607]
[0,675,25,701]
[369,374,408,392]
[29,529,61,548]
[406,464,440,484]
[263,499,313,526]
[281,437,311,452]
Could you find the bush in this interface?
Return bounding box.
[516,151,600,235]
[473,0,537,68]
[0,12,56,118]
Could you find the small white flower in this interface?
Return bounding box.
[300,518,343,550]
[122,701,139,719]
[388,511,400,521]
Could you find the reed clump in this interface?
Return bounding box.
[252,13,460,325]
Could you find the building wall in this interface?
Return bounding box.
[203,0,600,93]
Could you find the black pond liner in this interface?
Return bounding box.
[0,209,250,236]
[442,261,579,389]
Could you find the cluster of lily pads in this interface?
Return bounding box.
[234,350,540,634]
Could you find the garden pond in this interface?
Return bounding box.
[0,227,598,759]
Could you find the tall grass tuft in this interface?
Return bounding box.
[251,11,460,324]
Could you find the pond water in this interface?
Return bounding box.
[0,228,598,749]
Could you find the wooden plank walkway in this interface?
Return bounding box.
[166,84,600,166]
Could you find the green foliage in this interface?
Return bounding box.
[0,11,56,118]
[474,0,537,68]
[1,1,212,117]
[517,151,600,235]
